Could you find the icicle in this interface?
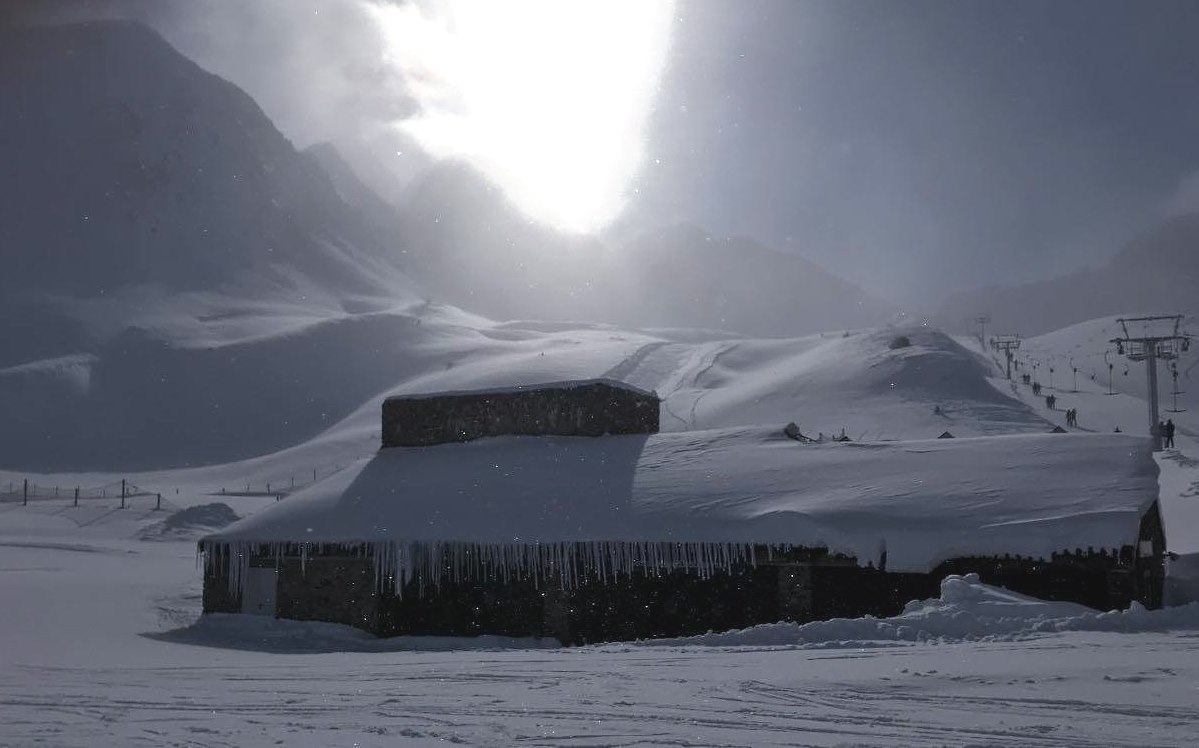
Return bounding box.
[209,537,769,603]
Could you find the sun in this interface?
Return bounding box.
[367,0,676,234]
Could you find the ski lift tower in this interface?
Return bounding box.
[993,334,1022,380]
[1110,315,1191,451]
[975,314,991,348]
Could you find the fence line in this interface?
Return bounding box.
[0,460,353,509]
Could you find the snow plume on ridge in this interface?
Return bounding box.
[645,574,1199,648]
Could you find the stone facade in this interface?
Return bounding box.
[381,380,659,448]
[200,503,1167,644]
[276,556,379,631]
[202,524,1167,644]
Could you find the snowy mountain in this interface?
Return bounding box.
[400,160,892,336]
[0,21,417,366]
[614,224,892,336]
[938,213,1199,336]
[0,20,1067,473]
[303,141,405,229]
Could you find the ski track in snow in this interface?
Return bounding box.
[646,340,737,430]
[3,635,1199,747]
[600,340,669,383]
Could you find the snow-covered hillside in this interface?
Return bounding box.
[1016,315,1199,437]
[0,21,418,367]
[0,315,1051,473]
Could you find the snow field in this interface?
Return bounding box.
[2,506,1199,747]
[4,319,1199,745]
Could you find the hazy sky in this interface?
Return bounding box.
[629,0,1199,303]
[11,0,1199,305]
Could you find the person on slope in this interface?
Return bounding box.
[1166,419,1176,449]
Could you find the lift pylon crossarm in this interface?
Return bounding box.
[1109,315,1191,451]
[993,334,1022,380]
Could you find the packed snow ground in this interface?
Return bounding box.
[5,319,1199,745]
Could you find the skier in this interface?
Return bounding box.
[1166,419,1176,449]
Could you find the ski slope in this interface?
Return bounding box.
[962,327,1199,558]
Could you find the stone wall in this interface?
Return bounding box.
[276,555,380,632]
[381,381,659,448]
[200,518,1166,644]
[202,568,239,614]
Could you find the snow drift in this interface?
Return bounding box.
[139,503,240,541]
[649,573,1199,648]
[164,574,1199,653]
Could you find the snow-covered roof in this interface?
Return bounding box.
[383,378,655,402]
[207,429,1159,574]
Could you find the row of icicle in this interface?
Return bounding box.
[200,539,766,599]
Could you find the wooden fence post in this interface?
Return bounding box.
[23,478,28,506]
[121,479,126,509]
[156,493,162,511]
[74,487,79,507]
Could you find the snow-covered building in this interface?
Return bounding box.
[201,396,1165,644]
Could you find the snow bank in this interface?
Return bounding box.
[165,574,1199,653]
[647,574,1199,648]
[140,502,239,541]
[1166,552,1199,605]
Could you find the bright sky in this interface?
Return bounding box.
[367,0,676,234]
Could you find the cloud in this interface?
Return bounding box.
[144,0,418,147]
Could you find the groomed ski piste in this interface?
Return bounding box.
[4,316,1199,746]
